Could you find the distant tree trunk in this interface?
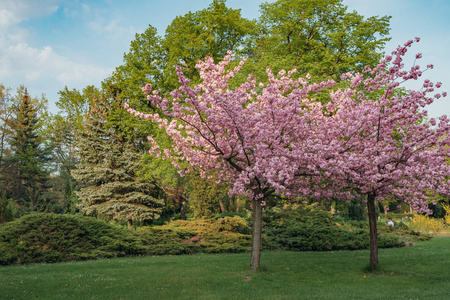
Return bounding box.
[127,219,133,228]
[367,193,378,269]
[218,199,226,214]
[250,200,263,270]
[180,199,187,220]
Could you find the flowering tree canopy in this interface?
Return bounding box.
[126,52,339,202]
[125,39,449,270]
[309,38,450,268]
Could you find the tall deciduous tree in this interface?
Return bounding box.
[73,97,164,227]
[255,0,390,82]
[103,25,164,106]
[162,0,257,91]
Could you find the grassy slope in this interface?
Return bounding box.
[1,237,449,299]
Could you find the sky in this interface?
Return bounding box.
[1,0,449,119]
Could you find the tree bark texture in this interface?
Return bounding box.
[367,193,379,269]
[250,200,263,270]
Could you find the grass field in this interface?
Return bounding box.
[1,237,449,300]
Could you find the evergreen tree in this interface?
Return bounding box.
[8,89,50,211]
[72,97,164,227]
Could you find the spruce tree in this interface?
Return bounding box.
[9,89,50,211]
[72,97,163,226]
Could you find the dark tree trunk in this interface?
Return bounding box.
[180,199,187,220]
[367,193,378,269]
[250,200,263,270]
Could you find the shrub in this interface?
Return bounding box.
[410,214,448,234]
[0,213,145,265]
[262,205,412,252]
[0,207,434,266]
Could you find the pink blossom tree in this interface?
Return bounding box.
[274,38,450,269]
[125,52,341,269]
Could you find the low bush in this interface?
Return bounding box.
[262,205,426,251]
[0,213,145,265]
[0,207,432,266]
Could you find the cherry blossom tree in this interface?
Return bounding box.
[315,38,450,269]
[125,52,340,269]
[125,39,450,270]
[271,37,450,269]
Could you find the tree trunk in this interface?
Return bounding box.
[180,199,187,220]
[250,200,263,270]
[218,199,226,214]
[367,193,378,269]
[127,219,133,228]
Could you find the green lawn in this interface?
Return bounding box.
[1,237,449,300]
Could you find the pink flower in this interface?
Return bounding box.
[415,53,422,59]
[142,83,152,94]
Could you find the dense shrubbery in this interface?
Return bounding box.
[0,213,146,265]
[0,214,251,265]
[0,207,431,265]
[135,216,251,255]
[261,205,418,251]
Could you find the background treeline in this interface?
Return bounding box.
[0,0,445,226]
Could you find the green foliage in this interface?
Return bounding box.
[261,205,428,251]
[256,0,390,82]
[162,0,257,91]
[0,206,433,266]
[5,88,51,212]
[72,98,164,225]
[0,191,18,223]
[0,213,145,265]
[187,171,232,218]
[0,214,251,265]
[348,196,367,221]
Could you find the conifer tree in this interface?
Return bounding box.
[72,97,164,227]
[9,89,50,211]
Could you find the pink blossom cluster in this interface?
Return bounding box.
[126,41,450,213]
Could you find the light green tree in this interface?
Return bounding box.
[253,0,391,82]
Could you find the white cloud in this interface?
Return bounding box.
[0,42,110,85]
[0,0,60,28]
[0,0,114,112]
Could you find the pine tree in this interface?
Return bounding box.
[9,89,50,211]
[72,97,164,226]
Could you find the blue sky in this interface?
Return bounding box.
[1,0,449,119]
